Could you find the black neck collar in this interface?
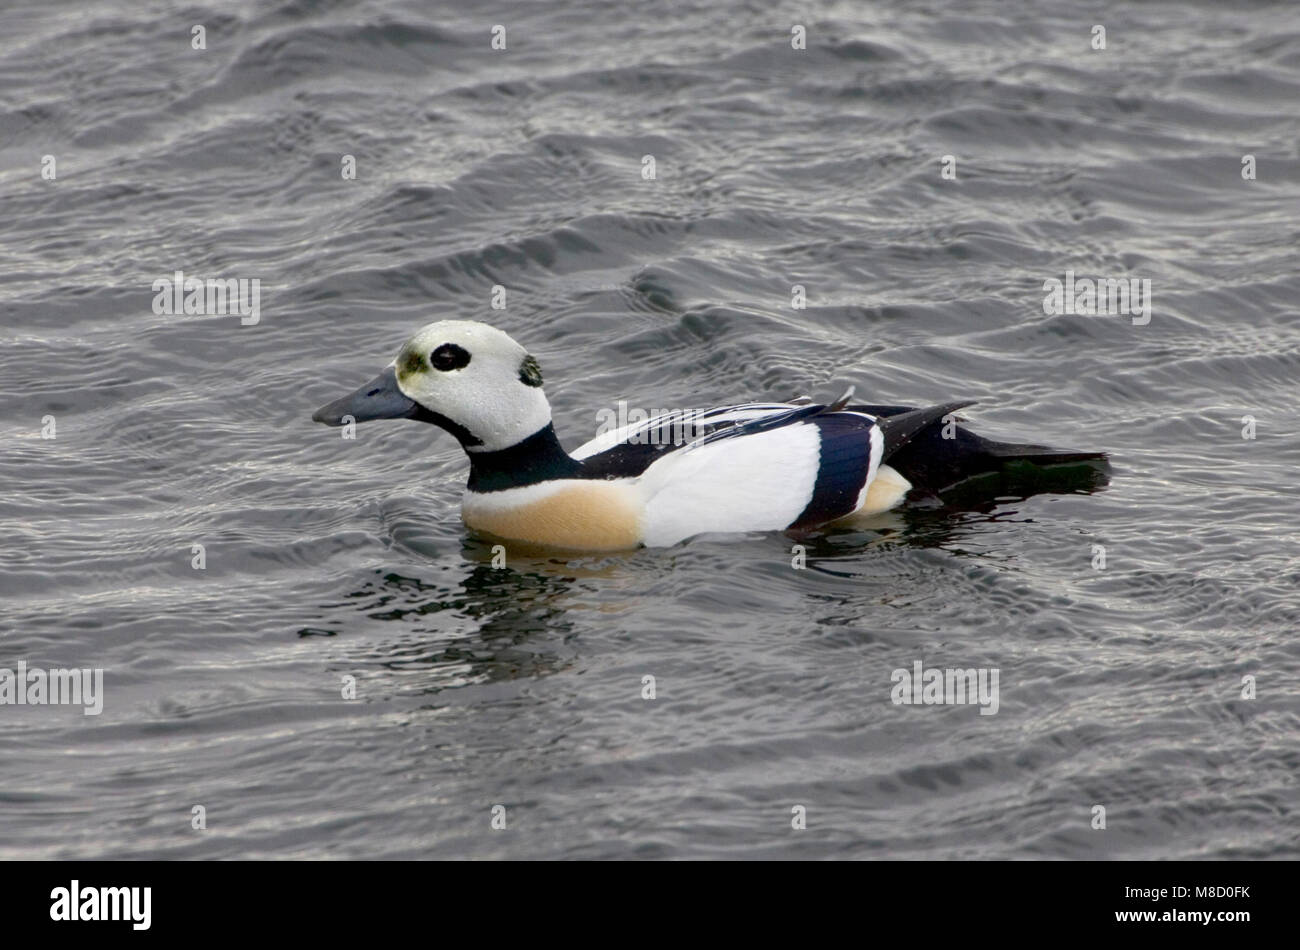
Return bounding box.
[466,423,585,492]
[410,404,483,448]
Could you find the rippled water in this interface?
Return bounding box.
[2,0,1298,859]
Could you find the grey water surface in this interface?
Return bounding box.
[1,0,1298,859]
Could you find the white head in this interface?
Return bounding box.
[312,320,552,453]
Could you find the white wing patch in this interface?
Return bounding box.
[636,422,822,547]
[571,404,796,460]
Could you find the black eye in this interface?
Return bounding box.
[429,343,471,372]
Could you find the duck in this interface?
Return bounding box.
[312,320,1107,551]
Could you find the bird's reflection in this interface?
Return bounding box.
[306,540,641,697]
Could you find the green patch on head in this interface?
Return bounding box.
[519,354,543,387]
[397,347,424,383]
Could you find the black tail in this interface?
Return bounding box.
[854,403,1109,500]
[875,401,977,462]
